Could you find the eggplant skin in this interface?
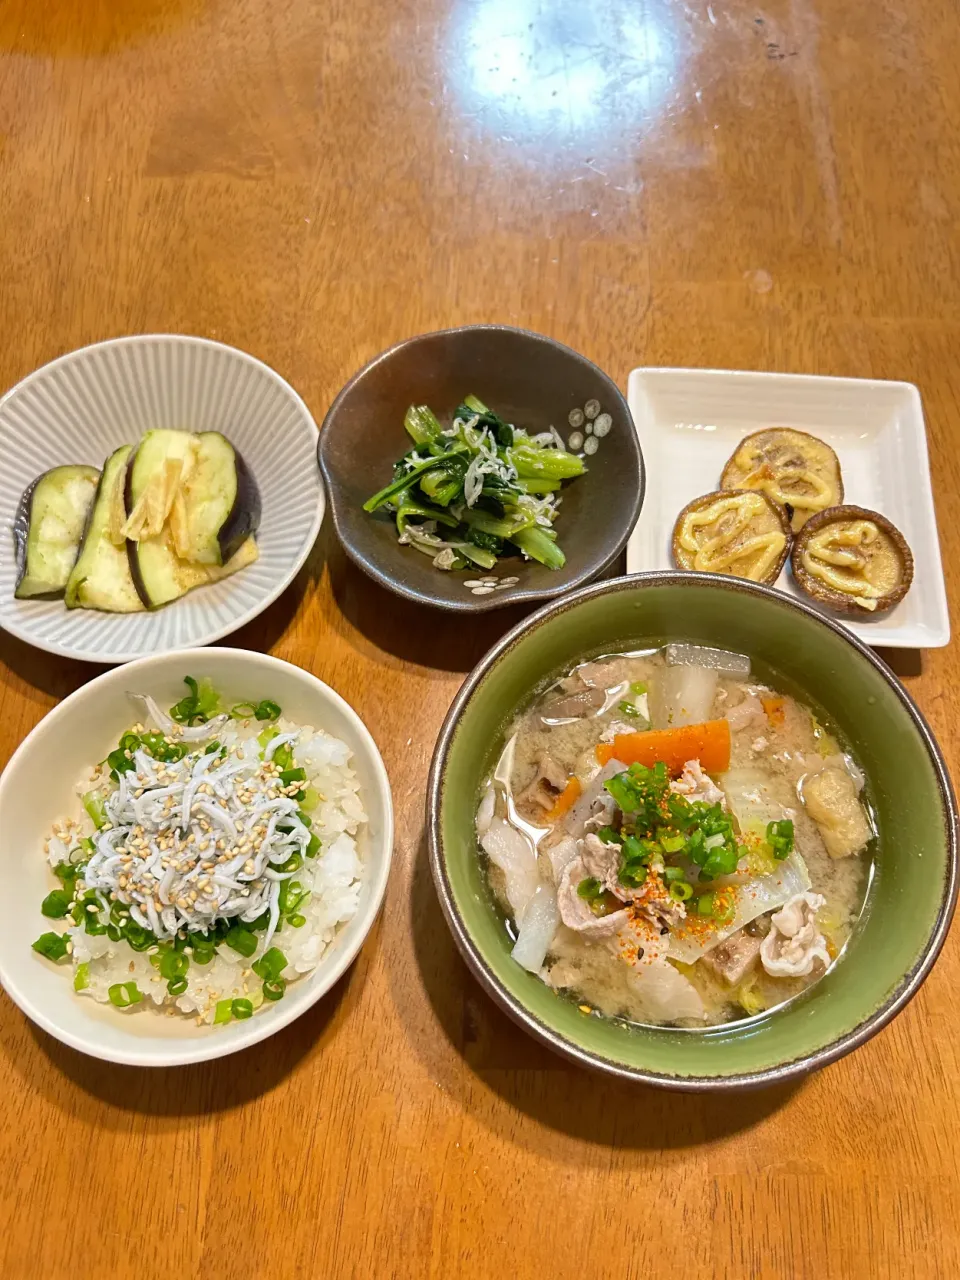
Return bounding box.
[12,475,41,594]
[218,445,262,564]
[123,440,150,608]
[13,465,100,599]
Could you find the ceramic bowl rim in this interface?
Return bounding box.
[317,323,645,613]
[427,570,959,1091]
[0,334,325,663]
[0,648,394,1067]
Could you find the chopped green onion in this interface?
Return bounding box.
[630,681,648,695]
[252,948,287,981]
[213,999,234,1025]
[300,788,320,814]
[73,962,90,991]
[231,998,254,1020]
[663,865,686,882]
[288,913,306,928]
[41,889,73,918]
[577,877,602,900]
[618,700,643,719]
[262,978,286,1001]
[159,950,189,980]
[32,932,70,961]
[222,926,257,958]
[669,880,693,902]
[169,675,221,726]
[659,832,685,854]
[697,892,735,924]
[766,819,795,861]
[82,790,108,829]
[255,699,281,721]
[596,826,620,845]
[230,702,258,719]
[167,976,188,996]
[108,981,142,1008]
[306,833,321,858]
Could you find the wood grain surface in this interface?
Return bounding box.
[1,0,958,1275]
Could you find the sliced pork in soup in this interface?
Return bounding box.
[476,644,874,1028]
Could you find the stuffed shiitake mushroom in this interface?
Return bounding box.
[791,505,914,615]
[672,489,791,585]
[721,428,843,532]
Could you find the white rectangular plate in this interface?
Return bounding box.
[626,368,950,649]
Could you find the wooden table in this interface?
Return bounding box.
[1,0,958,1274]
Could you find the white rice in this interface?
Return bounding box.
[42,715,367,1025]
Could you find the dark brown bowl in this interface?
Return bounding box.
[317,325,644,612]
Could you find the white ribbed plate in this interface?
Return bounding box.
[0,336,324,663]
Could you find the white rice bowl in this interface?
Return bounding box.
[0,650,393,1066]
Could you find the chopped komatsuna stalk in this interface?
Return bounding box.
[364,395,586,575]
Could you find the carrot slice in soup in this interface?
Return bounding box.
[761,695,786,728]
[595,719,731,775]
[544,776,581,822]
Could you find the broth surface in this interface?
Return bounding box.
[476,647,874,1029]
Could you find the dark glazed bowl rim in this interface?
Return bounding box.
[317,324,645,613]
[427,570,959,1091]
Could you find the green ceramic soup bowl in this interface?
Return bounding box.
[428,572,958,1090]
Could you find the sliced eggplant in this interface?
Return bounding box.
[13,465,100,599]
[64,447,144,613]
[123,428,260,567]
[791,504,914,614]
[720,428,843,531]
[128,528,259,609]
[122,429,197,544]
[672,488,791,584]
[173,432,261,566]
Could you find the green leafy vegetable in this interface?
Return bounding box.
[363,395,588,574]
